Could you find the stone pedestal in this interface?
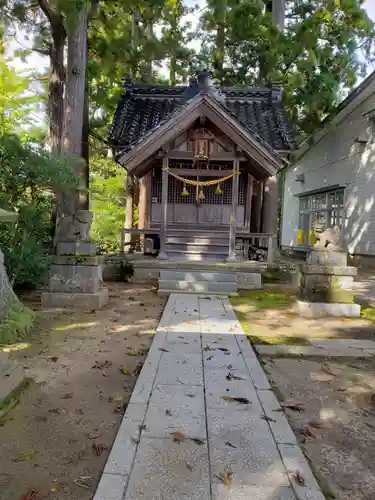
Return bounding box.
[41,242,109,310]
[297,249,360,318]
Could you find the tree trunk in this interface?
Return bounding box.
[49,25,65,152]
[213,0,225,79]
[60,6,88,216]
[81,37,90,211]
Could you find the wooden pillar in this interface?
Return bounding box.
[158,157,169,259]
[244,174,253,230]
[261,175,278,234]
[124,173,133,253]
[145,171,152,227]
[228,159,239,261]
[138,176,147,252]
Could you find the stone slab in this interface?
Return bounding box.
[93,473,128,500]
[241,353,272,390]
[124,437,210,500]
[143,384,206,438]
[211,484,297,500]
[307,250,347,267]
[296,300,361,318]
[52,255,103,266]
[301,265,357,276]
[205,371,261,411]
[236,272,262,290]
[48,263,103,293]
[257,390,298,445]
[154,353,203,386]
[56,241,97,256]
[103,404,147,476]
[41,288,109,309]
[207,407,289,489]
[278,444,326,500]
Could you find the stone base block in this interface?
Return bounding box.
[41,288,109,310]
[236,272,262,290]
[49,263,103,293]
[56,241,97,256]
[307,249,347,266]
[296,300,361,318]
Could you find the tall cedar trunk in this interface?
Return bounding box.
[60,6,88,216]
[81,37,90,211]
[169,16,177,85]
[213,0,225,79]
[49,25,65,152]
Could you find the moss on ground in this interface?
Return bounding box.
[250,334,310,345]
[361,305,375,324]
[0,378,31,426]
[0,303,34,345]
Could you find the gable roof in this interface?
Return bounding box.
[108,73,296,166]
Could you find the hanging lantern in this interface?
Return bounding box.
[198,188,206,201]
[182,184,189,196]
[215,183,223,195]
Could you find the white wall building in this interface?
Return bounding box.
[281,71,375,260]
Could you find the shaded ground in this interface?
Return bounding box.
[264,357,375,500]
[0,283,166,500]
[230,290,375,345]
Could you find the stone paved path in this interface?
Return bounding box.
[94,294,325,500]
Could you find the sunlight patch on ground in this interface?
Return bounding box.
[0,342,32,352]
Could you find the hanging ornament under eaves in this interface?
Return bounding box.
[215,183,223,195]
[182,184,189,196]
[198,188,205,201]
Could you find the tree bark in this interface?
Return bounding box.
[60,6,88,216]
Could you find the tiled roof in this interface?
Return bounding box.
[108,74,296,160]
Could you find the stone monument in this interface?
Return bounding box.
[41,208,108,309]
[296,219,360,317]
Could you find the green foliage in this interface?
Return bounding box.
[0,133,79,286]
[0,302,34,344]
[90,155,126,254]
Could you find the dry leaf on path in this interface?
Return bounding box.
[292,470,305,486]
[217,468,233,489]
[221,396,250,404]
[120,367,130,375]
[190,438,205,445]
[92,443,107,456]
[283,403,304,412]
[158,347,170,352]
[165,409,172,416]
[11,452,34,462]
[170,431,186,443]
[225,441,237,448]
[226,372,245,381]
[108,396,123,403]
[61,393,73,399]
[21,490,38,500]
[92,360,112,370]
[186,462,193,471]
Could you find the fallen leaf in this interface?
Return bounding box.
[190,438,205,445]
[225,441,237,448]
[186,462,193,471]
[85,432,102,440]
[226,372,245,381]
[218,468,233,489]
[50,487,57,492]
[283,403,304,412]
[92,360,112,370]
[170,431,186,443]
[21,490,38,500]
[12,452,34,462]
[320,364,337,377]
[61,393,73,399]
[217,347,230,352]
[221,396,250,404]
[120,367,131,375]
[261,415,276,423]
[165,409,172,416]
[92,443,107,456]
[298,425,316,438]
[292,470,305,486]
[186,392,195,398]
[48,356,58,362]
[108,396,123,403]
[158,347,170,352]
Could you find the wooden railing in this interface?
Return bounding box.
[235,233,275,262]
